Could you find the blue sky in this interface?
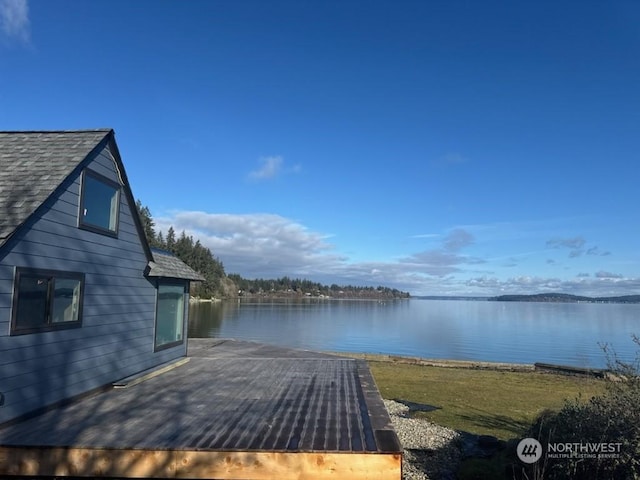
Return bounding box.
[1,0,639,296]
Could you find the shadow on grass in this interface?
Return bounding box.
[458,407,530,438]
[392,398,441,413]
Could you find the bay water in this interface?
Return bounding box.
[188,298,639,368]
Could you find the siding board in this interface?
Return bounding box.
[26,197,142,247]
[3,341,183,402]
[20,228,143,258]
[86,152,121,183]
[49,197,79,218]
[2,254,146,279]
[0,313,154,352]
[7,243,148,271]
[84,297,156,310]
[84,286,156,298]
[81,302,155,318]
[0,292,11,306]
[0,265,15,280]
[0,333,154,367]
[9,238,145,264]
[85,275,155,288]
[2,337,162,407]
[2,337,158,391]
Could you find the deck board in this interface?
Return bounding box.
[0,339,402,479]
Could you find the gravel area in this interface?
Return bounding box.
[384,399,462,480]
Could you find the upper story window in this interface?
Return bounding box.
[79,170,120,236]
[11,268,84,335]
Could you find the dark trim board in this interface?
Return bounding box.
[0,339,402,480]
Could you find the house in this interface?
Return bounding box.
[0,129,204,425]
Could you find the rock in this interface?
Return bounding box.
[458,432,505,459]
[505,437,521,456]
[383,399,462,480]
[478,434,499,448]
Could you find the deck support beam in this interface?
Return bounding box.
[0,446,402,479]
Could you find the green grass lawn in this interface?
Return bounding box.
[368,361,605,440]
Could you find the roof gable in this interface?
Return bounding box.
[0,130,112,246]
[0,129,203,282]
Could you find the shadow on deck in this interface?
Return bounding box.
[0,339,402,479]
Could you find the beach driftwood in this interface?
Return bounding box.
[534,362,606,377]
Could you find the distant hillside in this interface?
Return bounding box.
[490,293,640,304]
[414,296,489,301]
[228,275,410,300]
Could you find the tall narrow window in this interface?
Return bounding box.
[79,170,120,236]
[155,283,186,350]
[11,268,84,335]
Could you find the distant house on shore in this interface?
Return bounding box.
[0,129,203,424]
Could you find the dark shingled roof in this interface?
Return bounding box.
[0,129,112,245]
[148,248,205,281]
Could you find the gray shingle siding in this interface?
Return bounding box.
[0,133,189,424]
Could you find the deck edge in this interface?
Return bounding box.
[0,446,402,479]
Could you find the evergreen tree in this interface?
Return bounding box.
[165,227,176,252]
[135,200,156,243]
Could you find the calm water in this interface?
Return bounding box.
[188,298,639,368]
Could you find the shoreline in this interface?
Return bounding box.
[188,337,604,376]
[330,351,535,372]
[334,352,609,377]
[189,295,410,302]
[187,337,606,376]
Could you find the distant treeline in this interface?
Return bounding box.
[136,202,410,299]
[491,293,640,304]
[227,274,410,299]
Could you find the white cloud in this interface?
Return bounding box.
[443,228,474,251]
[464,274,640,297]
[433,152,468,166]
[248,156,282,180]
[546,236,585,249]
[410,233,440,239]
[546,235,611,259]
[0,0,30,45]
[248,155,301,181]
[595,271,624,279]
[150,211,638,297]
[155,211,345,279]
[153,211,476,292]
[586,246,611,256]
[400,228,483,277]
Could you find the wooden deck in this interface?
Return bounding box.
[0,339,402,479]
